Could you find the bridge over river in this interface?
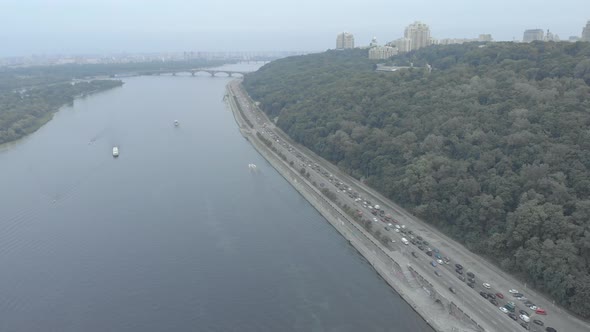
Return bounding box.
[142,68,249,77]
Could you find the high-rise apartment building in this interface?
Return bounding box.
[391,38,412,53]
[368,46,398,59]
[523,29,544,42]
[336,32,355,49]
[404,21,431,51]
[582,20,590,42]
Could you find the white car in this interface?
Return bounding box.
[499,307,509,314]
[395,229,400,233]
[509,289,519,294]
[437,259,444,264]
[401,225,406,229]
[520,314,530,323]
[387,223,393,227]
[395,225,401,229]
[373,218,378,222]
[483,283,491,289]
[529,305,538,310]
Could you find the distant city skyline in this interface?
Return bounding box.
[0,0,588,57]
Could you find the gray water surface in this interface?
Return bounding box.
[0,68,433,332]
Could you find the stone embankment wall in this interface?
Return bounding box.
[226,82,487,332]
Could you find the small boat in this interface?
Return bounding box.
[174,120,179,127]
[112,146,119,157]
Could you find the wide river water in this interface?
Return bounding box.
[0,63,433,332]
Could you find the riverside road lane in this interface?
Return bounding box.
[228,79,590,332]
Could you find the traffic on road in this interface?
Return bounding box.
[229,81,588,332]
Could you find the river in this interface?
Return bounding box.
[0,63,433,332]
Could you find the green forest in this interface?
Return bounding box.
[243,42,590,317]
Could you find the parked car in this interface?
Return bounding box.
[466,272,475,278]
[529,305,538,310]
[468,278,475,284]
[499,307,509,314]
[483,283,491,289]
[458,275,466,282]
[455,269,463,275]
[449,287,456,294]
[520,322,529,329]
[490,299,498,305]
[496,292,504,299]
[519,309,529,316]
[455,263,463,270]
[545,327,556,332]
[430,261,437,267]
[479,291,488,298]
[487,293,496,299]
[533,319,544,326]
[467,283,475,288]
[411,251,418,258]
[520,314,530,323]
[508,313,518,320]
[513,293,524,298]
[426,251,433,256]
[434,271,441,277]
[509,289,519,294]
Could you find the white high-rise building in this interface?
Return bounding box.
[582,20,590,42]
[391,38,412,53]
[336,32,355,49]
[523,29,544,42]
[368,46,398,59]
[404,21,431,51]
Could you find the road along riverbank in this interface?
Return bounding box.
[225,80,493,332]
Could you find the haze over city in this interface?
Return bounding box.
[1,0,588,56]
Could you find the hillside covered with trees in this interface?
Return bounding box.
[243,42,590,317]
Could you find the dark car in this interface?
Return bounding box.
[417,236,423,241]
[490,299,498,306]
[520,322,529,329]
[458,275,466,282]
[456,269,463,275]
[467,282,475,288]
[434,271,442,277]
[479,291,488,298]
[466,272,475,278]
[411,251,418,258]
[519,309,529,316]
[488,293,496,299]
[545,327,556,332]
[468,278,475,284]
[449,287,456,294]
[513,293,524,298]
[455,263,463,270]
[423,241,429,246]
[426,251,433,256]
[418,245,425,250]
[508,313,518,321]
[533,319,544,326]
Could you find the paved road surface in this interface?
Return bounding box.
[229,80,590,332]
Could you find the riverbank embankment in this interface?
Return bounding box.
[225,80,492,332]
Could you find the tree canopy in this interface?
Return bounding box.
[243,42,590,318]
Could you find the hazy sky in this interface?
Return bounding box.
[1,0,588,56]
